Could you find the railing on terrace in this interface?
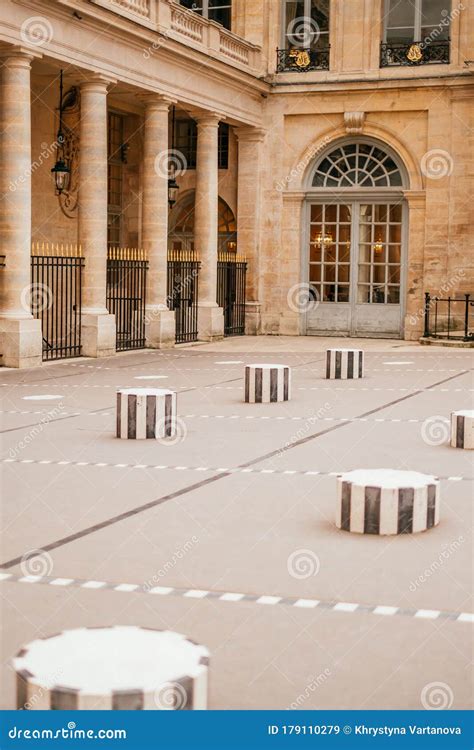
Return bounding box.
[89,0,260,71]
[276,46,330,73]
[380,40,450,67]
[423,292,473,342]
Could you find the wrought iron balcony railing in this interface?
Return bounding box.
[380,40,450,67]
[276,46,330,73]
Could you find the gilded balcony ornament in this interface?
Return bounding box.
[406,43,423,63]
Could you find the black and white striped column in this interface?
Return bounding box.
[326,349,364,380]
[116,388,176,439]
[14,626,209,710]
[244,364,291,403]
[450,410,474,450]
[335,469,440,535]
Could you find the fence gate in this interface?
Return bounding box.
[217,252,247,336]
[106,248,148,351]
[31,243,84,361]
[167,249,200,344]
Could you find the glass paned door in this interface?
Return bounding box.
[306,201,404,338]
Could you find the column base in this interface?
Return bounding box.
[81,313,116,358]
[0,317,43,368]
[145,307,175,349]
[197,305,224,342]
[244,301,261,335]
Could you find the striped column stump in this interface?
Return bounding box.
[116,388,176,440]
[245,364,291,403]
[450,410,474,450]
[326,349,364,380]
[13,626,209,710]
[336,469,440,535]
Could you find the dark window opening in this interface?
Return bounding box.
[179,0,232,30]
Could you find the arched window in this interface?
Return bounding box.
[311,142,404,188]
[169,193,237,253]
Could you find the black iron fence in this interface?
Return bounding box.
[276,46,330,73]
[106,248,148,351]
[167,249,200,344]
[217,252,247,337]
[423,292,473,342]
[31,243,84,361]
[380,40,450,67]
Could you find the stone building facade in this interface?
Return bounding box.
[0,0,472,366]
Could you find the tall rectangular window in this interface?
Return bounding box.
[283,0,330,50]
[107,112,124,248]
[383,0,450,44]
[175,119,229,170]
[180,0,232,30]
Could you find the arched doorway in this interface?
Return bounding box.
[168,192,237,253]
[304,138,408,338]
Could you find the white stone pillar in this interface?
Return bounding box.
[0,49,42,368]
[194,113,224,341]
[142,95,175,348]
[78,76,116,357]
[235,126,266,335]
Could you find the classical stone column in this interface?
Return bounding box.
[142,95,175,348]
[235,126,266,335]
[194,113,224,341]
[0,48,42,368]
[78,76,116,357]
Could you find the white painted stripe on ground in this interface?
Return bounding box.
[256,596,282,605]
[81,580,106,589]
[415,609,440,620]
[149,586,174,595]
[49,578,74,586]
[183,589,209,599]
[457,613,474,623]
[114,583,139,592]
[219,592,245,602]
[0,456,470,481]
[334,602,359,613]
[373,605,399,616]
[294,599,320,609]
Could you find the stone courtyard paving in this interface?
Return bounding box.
[0,336,472,710]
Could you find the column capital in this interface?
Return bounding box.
[235,125,267,143]
[189,109,224,127]
[79,73,117,93]
[139,92,177,111]
[0,45,41,66]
